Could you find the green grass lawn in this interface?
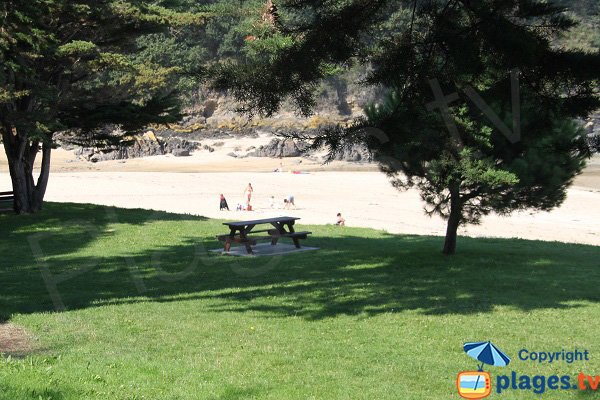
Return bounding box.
[1,203,599,399]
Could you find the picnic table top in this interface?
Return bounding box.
[223,216,300,227]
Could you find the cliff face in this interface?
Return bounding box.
[178,76,384,134]
[59,80,600,162]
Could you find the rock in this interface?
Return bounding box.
[330,144,372,162]
[163,138,198,155]
[585,121,594,133]
[127,132,163,158]
[587,131,600,153]
[582,111,600,153]
[227,152,238,158]
[202,100,218,118]
[180,114,206,126]
[172,149,190,157]
[75,147,95,159]
[249,138,307,158]
[246,137,371,162]
[71,131,198,162]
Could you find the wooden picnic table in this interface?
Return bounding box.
[217,216,311,255]
[0,191,14,214]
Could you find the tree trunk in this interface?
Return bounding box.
[442,183,462,255]
[3,133,51,214]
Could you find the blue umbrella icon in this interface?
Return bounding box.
[464,341,511,371]
[463,341,510,394]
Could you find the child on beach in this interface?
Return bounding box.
[336,213,345,226]
[219,194,229,211]
[283,195,296,209]
[286,194,295,209]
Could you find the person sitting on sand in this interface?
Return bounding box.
[219,194,229,211]
[336,213,345,226]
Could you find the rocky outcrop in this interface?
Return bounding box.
[248,138,308,158]
[329,144,372,162]
[73,131,199,162]
[244,137,372,162]
[162,137,196,156]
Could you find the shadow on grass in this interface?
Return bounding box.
[0,202,599,321]
[0,383,72,400]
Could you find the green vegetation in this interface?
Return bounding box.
[2,0,598,217]
[556,0,600,52]
[1,203,599,399]
[214,0,600,254]
[0,0,207,214]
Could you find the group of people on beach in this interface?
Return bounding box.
[219,183,295,211]
[219,183,345,226]
[219,183,253,211]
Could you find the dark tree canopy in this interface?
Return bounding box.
[213,0,600,254]
[0,0,207,213]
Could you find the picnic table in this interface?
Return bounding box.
[0,191,14,214]
[217,216,312,255]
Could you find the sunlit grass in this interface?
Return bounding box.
[0,203,599,399]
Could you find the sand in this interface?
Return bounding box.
[1,147,599,246]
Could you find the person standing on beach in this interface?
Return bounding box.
[244,183,254,205]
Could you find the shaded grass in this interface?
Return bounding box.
[0,202,599,399]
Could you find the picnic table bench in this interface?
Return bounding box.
[217,216,311,255]
[0,191,14,214]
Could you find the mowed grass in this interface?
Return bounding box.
[0,203,599,400]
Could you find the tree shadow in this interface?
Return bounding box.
[0,382,76,400]
[208,386,269,400]
[1,203,599,321]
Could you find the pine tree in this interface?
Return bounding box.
[213,0,600,254]
[0,0,207,213]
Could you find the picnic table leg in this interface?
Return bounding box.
[286,221,296,233]
[224,227,237,252]
[240,226,254,254]
[285,222,301,248]
[270,223,280,245]
[270,222,287,246]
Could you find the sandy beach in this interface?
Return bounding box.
[1,147,599,246]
